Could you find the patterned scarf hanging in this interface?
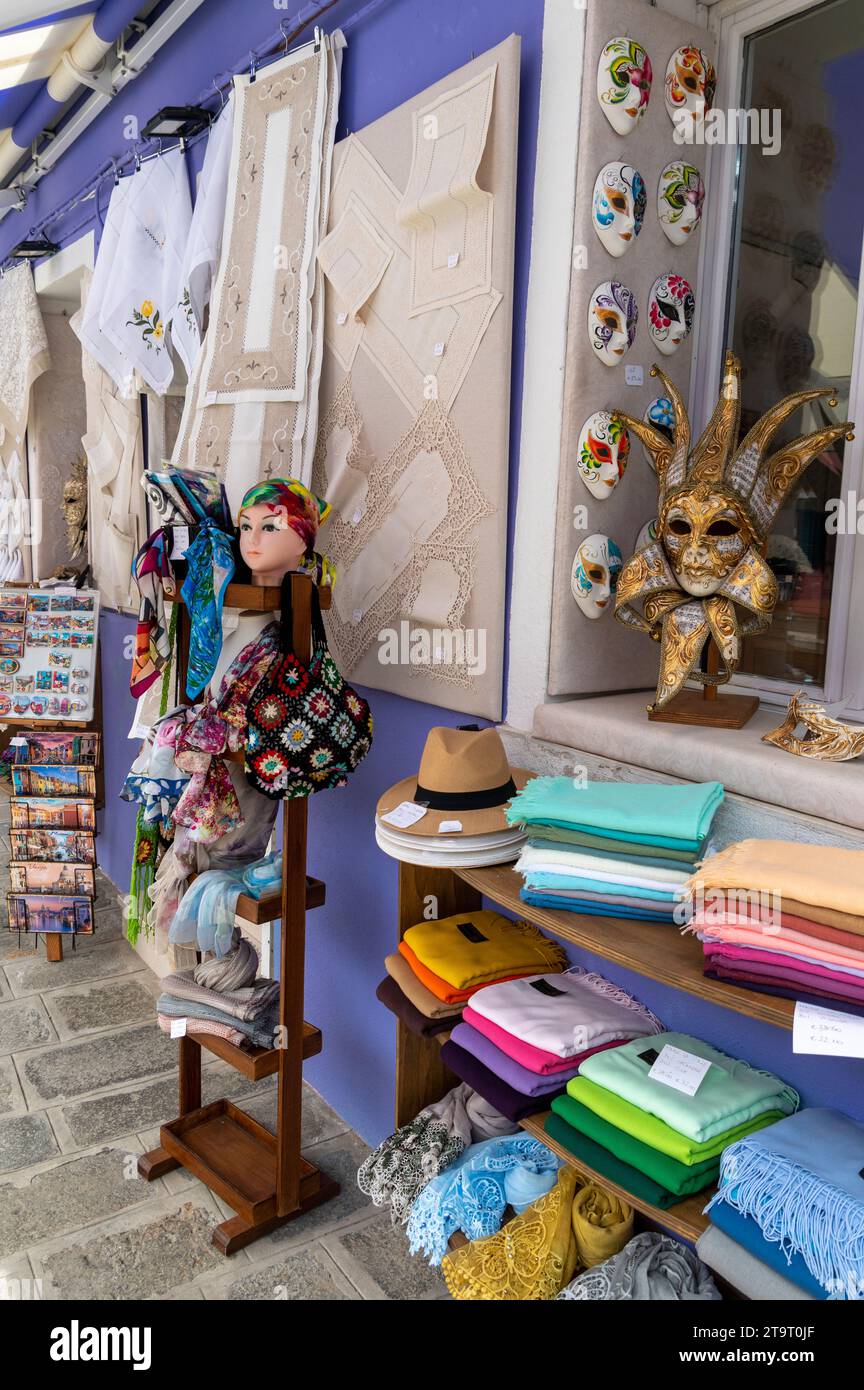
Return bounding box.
[127,604,178,944]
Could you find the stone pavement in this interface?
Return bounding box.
[0,795,445,1301]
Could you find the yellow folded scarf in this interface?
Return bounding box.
[442,1167,580,1300]
[685,839,864,918]
[403,910,568,990]
[571,1182,634,1268]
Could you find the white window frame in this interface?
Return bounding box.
[692,0,864,714]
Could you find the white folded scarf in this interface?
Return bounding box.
[516,844,690,886]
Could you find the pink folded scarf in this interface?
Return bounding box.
[462,1004,620,1076]
[690,917,864,973]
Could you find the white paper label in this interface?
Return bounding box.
[171,526,190,559]
[336,311,348,325]
[624,364,644,386]
[648,1044,711,1096]
[351,509,362,526]
[9,737,26,746]
[433,341,445,357]
[793,1000,864,1059]
[438,820,463,833]
[351,608,363,623]
[447,251,460,268]
[380,801,428,829]
[170,1018,187,1039]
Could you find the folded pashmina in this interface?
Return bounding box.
[696,1223,815,1301]
[522,870,678,902]
[544,1111,682,1209]
[194,929,258,992]
[532,885,679,913]
[566,1076,787,1166]
[407,1134,561,1264]
[376,976,454,1037]
[160,970,279,1023]
[156,993,278,1049]
[440,1040,553,1122]
[449,1021,611,1097]
[704,969,864,1020]
[442,1167,579,1301]
[571,1182,633,1268]
[705,954,864,1002]
[579,1031,798,1144]
[468,966,663,1058]
[356,1082,517,1224]
[534,823,699,862]
[520,890,674,922]
[384,951,463,1019]
[706,1201,826,1299]
[516,844,690,887]
[506,777,724,852]
[557,1232,720,1301]
[684,889,864,941]
[706,1108,864,1299]
[402,910,567,989]
[157,1013,245,1046]
[704,941,864,983]
[398,941,546,1004]
[692,920,864,972]
[685,839,864,918]
[463,1005,610,1075]
[551,1093,718,1197]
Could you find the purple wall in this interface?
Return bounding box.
[14,0,861,1148]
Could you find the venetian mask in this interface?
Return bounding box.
[659,484,752,597]
[658,161,704,245]
[576,412,630,498]
[597,37,652,135]
[592,162,646,258]
[588,282,638,366]
[648,274,694,356]
[571,534,623,619]
[641,396,675,470]
[762,690,864,762]
[634,517,658,552]
[664,46,715,127]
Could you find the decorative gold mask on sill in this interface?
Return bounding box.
[762,690,864,762]
[612,351,854,712]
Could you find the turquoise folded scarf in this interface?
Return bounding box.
[523,871,677,902]
[506,777,724,852]
[521,890,673,922]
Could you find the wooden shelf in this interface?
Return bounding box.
[235,876,325,925]
[165,581,332,612]
[520,1112,710,1243]
[454,864,795,1032]
[194,1021,322,1081]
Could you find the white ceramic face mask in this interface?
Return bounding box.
[571,534,623,618]
[664,46,715,129]
[635,517,659,551]
[641,395,676,470]
[657,161,704,246]
[588,281,638,366]
[597,37,653,136]
[592,162,646,258]
[576,411,630,499]
[648,274,694,356]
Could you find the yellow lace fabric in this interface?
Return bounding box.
[441,1168,580,1301]
[571,1183,634,1268]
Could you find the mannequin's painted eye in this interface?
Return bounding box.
[707,519,739,537]
[240,520,252,531]
[668,516,691,536]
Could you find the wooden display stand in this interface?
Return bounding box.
[138,576,339,1254]
[648,639,758,729]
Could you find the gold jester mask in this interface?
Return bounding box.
[612,352,854,711]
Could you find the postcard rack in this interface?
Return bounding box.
[138,575,340,1254]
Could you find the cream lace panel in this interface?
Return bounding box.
[317,192,394,321]
[396,64,496,316]
[315,374,370,524]
[0,263,50,441]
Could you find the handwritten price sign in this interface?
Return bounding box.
[792,1001,864,1058]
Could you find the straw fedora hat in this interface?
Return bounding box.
[376,725,532,836]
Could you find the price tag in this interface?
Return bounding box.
[438,820,463,833]
[433,341,445,357]
[648,1044,711,1096]
[336,311,348,325]
[447,251,460,268]
[170,1018,187,1039]
[624,365,644,386]
[793,1001,864,1058]
[171,526,190,559]
[380,801,428,829]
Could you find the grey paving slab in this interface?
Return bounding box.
[0,1058,25,1119]
[322,1211,446,1301]
[245,1132,374,1259]
[236,1080,350,1149]
[0,1252,40,1301]
[0,998,55,1056]
[29,1191,227,1301]
[4,939,144,999]
[0,1140,147,1259]
[0,1112,58,1174]
[41,974,158,1041]
[18,1023,175,1109]
[0,932,40,965]
[202,1242,359,1301]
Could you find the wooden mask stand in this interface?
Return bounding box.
[648,639,759,729]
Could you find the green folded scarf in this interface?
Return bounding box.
[544,1112,680,1210]
[551,1094,718,1196]
[567,1075,786,1166]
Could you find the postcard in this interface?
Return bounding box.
[0,607,25,625]
[10,797,96,830]
[0,591,27,609]
[0,622,25,639]
[10,862,96,896]
[11,732,100,766]
[27,593,50,611]
[48,652,71,668]
[0,638,24,657]
[10,828,96,863]
[11,766,97,798]
[71,596,94,612]
[25,631,49,647]
[6,894,94,935]
[50,596,73,613]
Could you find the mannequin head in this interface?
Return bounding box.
[596,37,653,136]
[648,273,694,356]
[238,478,330,586]
[592,162,646,258]
[588,281,638,366]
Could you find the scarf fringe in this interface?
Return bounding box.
[707,1142,864,1299]
[577,970,664,1034]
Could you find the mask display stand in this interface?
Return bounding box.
[647,639,759,729]
[137,573,339,1255]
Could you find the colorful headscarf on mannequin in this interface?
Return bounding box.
[238,479,331,551]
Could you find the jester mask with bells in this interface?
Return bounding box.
[611,352,854,712]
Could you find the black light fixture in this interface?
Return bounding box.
[11,236,59,260]
[142,105,211,140]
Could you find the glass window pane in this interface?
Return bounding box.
[725,0,864,686]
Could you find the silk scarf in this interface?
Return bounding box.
[397,940,559,1005]
[506,776,724,851]
[551,1093,719,1196]
[557,1231,720,1301]
[402,909,568,989]
[685,839,864,918]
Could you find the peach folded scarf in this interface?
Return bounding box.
[685,840,864,918]
[690,919,864,973]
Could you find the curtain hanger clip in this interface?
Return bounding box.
[249,54,258,84]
